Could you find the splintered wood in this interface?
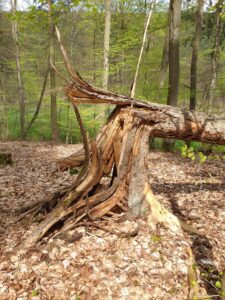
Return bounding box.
[18,28,225,259]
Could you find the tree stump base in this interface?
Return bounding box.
[13,31,225,300]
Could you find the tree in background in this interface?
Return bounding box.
[102,0,111,90]
[167,0,181,107]
[158,28,169,89]
[206,0,224,112]
[48,0,59,141]
[164,0,181,150]
[11,0,25,137]
[190,0,204,111]
[0,0,225,142]
[130,0,155,98]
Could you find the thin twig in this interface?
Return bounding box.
[85,231,105,240]
[201,275,219,290]
[50,59,70,83]
[72,103,90,185]
[15,204,41,223]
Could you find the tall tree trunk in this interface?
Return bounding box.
[206,0,224,112]
[159,28,169,89]
[167,0,181,106]
[48,0,59,141]
[190,0,204,111]
[164,0,181,150]
[130,0,155,98]
[102,0,111,90]
[11,0,25,137]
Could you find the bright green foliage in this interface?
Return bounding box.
[198,151,207,163]
[180,144,196,161]
[215,280,222,289]
[191,279,197,287]
[178,142,225,164]
[31,289,39,296]
[0,0,225,141]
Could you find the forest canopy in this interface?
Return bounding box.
[0,0,225,142]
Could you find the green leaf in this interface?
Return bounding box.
[31,290,39,296]
[191,280,197,287]
[151,235,161,243]
[215,281,222,289]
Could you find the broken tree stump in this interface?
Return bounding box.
[17,27,225,255]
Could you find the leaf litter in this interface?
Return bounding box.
[0,141,224,299]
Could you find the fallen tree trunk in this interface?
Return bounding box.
[59,105,225,171]
[17,28,225,255]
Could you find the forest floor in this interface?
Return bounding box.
[0,141,224,300]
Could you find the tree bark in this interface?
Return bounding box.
[130,0,155,98]
[190,0,204,111]
[159,28,169,89]
[206,0,224,112]
[164,0,181,150]
[102,0,111,90]
[11,0,25,138]
[167,0,181,106]
[48,0,59,141]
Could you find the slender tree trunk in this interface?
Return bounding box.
[164,0,181,150]
[130,0,155,98]
[0,67,8,140]
[93,26,97,84]
[48,0,59,141]
[167,0,181,106]
[11,0,25,137]
[102,0,111,90]
[23,63,50,138]
[206,0,224,112]
[190,0,204,111]
[159,28,169,89]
